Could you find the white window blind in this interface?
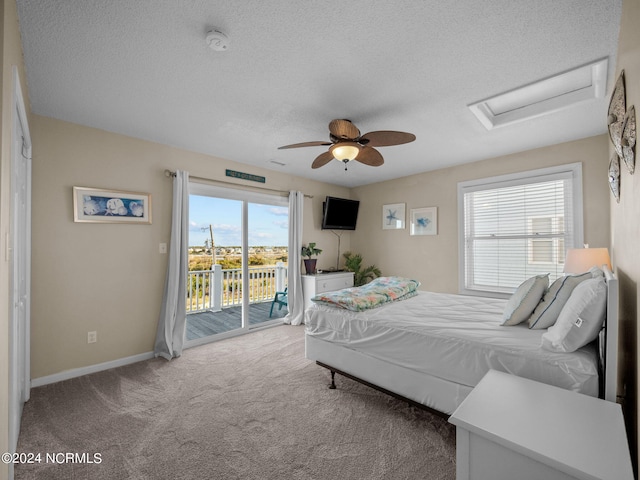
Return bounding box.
[458,164,583,297]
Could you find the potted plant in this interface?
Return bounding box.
[343,251,381,286]
[301,242,322,274]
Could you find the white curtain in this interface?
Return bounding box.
[154,170,189,360]
[284,191,305,325]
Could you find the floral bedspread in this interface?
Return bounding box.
[311,276,421,311]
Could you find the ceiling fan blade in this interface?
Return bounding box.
[312,151,335,169]
[328,119,360,140]
[278,141,331,149]
[355,147,384,167]
[359,130,416,147]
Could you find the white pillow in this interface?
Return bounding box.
[541,276,607,353]
[502,274,549,326]
[528,271,592,330]
[589,266,605,278]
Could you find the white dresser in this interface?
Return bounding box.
[301,272,354,311]
[449,370,633,480]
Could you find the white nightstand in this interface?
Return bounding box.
[301,272,354,310]
[449,370,633,480]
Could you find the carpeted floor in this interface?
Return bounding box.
[15,325,455,479]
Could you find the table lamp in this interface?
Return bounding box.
[564,247,612,274]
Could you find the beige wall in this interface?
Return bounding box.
[29,115,350,379]
[611,0,640,471]
[30,123,612,378]
[351,135,611,293]
[1,0,30,479]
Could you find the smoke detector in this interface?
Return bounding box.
[206,29,230,51]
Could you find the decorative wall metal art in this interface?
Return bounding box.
[606,69,637,201]
[622,105,636,174]
[608,154,621,203]
[608,70,626,158]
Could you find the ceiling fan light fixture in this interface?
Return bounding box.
[330,142,360,161]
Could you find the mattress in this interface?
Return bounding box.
[304,291,599,396]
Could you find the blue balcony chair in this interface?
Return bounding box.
[269,287,288,317]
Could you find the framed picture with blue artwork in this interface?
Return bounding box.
[410,207,437,236]
[382,203,405,230]
[73,186,152,224]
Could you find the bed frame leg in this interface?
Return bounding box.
[329,370,336,389]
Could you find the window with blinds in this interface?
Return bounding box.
[458,164,583,297]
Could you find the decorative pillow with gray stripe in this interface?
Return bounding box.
[528,267,603,330]
[502,274,549,326]
[528,272,591,329]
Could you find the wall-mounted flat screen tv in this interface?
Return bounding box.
[322,196,360,230]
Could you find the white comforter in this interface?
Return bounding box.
[305,291,599,396]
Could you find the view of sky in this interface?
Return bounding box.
[189,195,288,247]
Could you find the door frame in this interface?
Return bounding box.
[9,66,32,456]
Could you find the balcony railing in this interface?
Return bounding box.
[187,261,287,313]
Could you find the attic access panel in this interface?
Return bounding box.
[468,58,608,130]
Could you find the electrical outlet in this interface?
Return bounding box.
[88,331,97,344]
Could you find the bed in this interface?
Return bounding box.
[304,267,619,416]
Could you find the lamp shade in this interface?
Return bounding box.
[330,142,360,161]
[564,248,611,274]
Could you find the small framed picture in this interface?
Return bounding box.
[382,203,405,229]
[73,186,152,224]
[410,207,437,236]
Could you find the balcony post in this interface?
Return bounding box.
[212,264,222,312]
[275,262,286,292]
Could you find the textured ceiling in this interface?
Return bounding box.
[16,1,622,187]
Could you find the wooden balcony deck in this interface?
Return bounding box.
[186,300,287,341]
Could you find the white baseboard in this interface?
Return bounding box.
[31,351,155,388]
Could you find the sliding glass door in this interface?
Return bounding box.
[185,183,288,346]
[247,201,289,326]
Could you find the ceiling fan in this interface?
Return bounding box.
[278,119,416,169]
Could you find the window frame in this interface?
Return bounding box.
[457,163,584,298]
